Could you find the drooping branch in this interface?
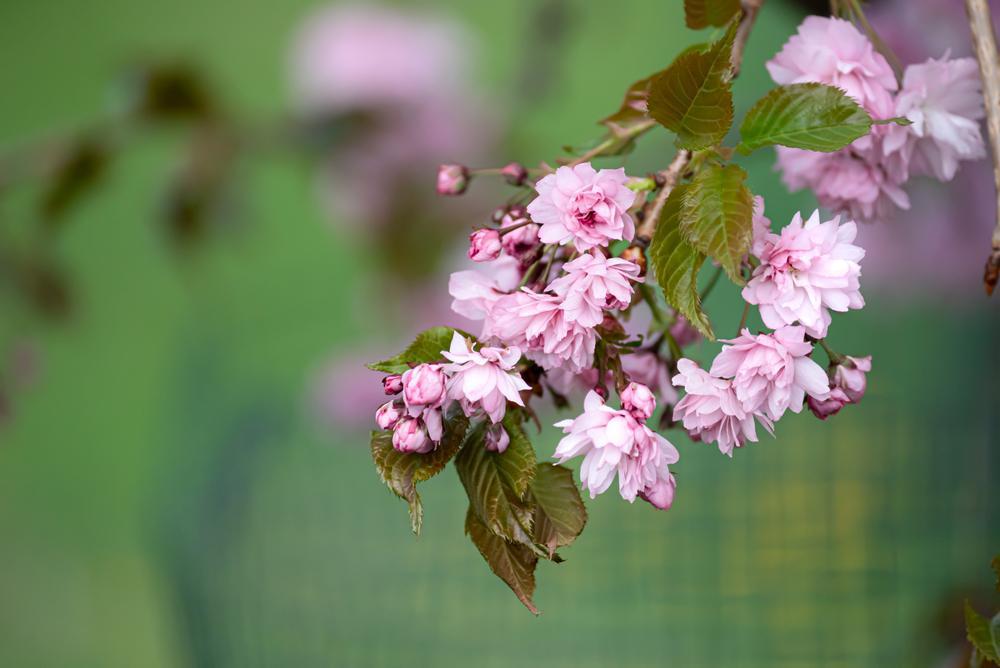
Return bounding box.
[964,0,1000,295]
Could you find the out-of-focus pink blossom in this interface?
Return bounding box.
[401,364,446,412]
[499,212,540,260]
[553,390,679,502]
[884,56,985,182]
[468,229,502,262]
[376,401,403,430]
[441,333,529,424]
[485,423,510,453]
[621,351,677,406]
[437,163,470,196]
[807,387,850,420]
[527,163,636,251]
[547,252,642,327]
[392,416,433,453]
[775,146,910,225]
[501,162,528,186]
[670,316,702,349]
[638,472,676,511]
[833,355,872,403]
[621,382,656,421]
[383,374,403,395]
[672,359,769,457]
[486,290,596,373]
[743,210,866,338]
[710,327,830,421]
[767,16,898,118]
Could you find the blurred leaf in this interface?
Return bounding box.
[118,63,215,121]
[680,164,753,282]
[163,127,236,249]
[465,506,539,615]
[650,184,714,339]
[738,83,873,154]
[498,413,538,499]
[647,20,737,149]
[454,423,535,544]
[528,464,587,560]
[40,138,109,223]
[965,601,1000,663]
[370,414,469,535]
[367,327,465,374]
[11,257,72,320]
[684,0,741,29]
[599,70,662,138]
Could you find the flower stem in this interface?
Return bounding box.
[845,0,903,81]
[699,265,724,302]
[817,338,846,365]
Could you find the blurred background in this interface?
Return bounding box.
[0,0,996,666]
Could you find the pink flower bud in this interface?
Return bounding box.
[639,474,676,511]
[401,364,446,409]
[499,213,540,259]
[500,162,528,186]
[436,163,469,196]
[807,387,849,420]
[383,374,403,395]
[375,401,403,430]
[833,355,871,403]
[670,316,702,348]
[485,423,510,453]
[392,417,433,454]
[468,229,502,262]
[621,382,656,421]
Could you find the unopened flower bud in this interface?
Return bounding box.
[375,401,403,430]
[468,229,502,262]
[621,381,656,421]
[501,162,528,186]
[500,213,540,259]
[832,355,871,403]
[401,364,446,408]
[807,387,849,420]
[392,417,433,454]
[620,246,647,276]
[436,163,470,196]
[639,474,676,510]
[485,423,510,453]
[383,374,403,395]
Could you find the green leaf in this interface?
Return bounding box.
[649,184,715,339]
[599,70,661,138]
[465,506,539,614]
[454,422,536,544]
[647,20,737,149]
[498,413,538,499]
[370,414,469,535]
[367,326,462,374]
[679,163,753,282]
[684,0,741,29]
[528,464,587,560]
[965,600,1000,663]
[738,83,874,154]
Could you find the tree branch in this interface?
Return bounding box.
[965,0,1000,295]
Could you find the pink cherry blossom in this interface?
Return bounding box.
[527,163,637,251]
[711,326,830,421]
[767,16,897,118]
[401,363,447,412]
[750,195,772,258]
[468,229,502,262]
[375,401,403,430]
[448,257,519,322]
[485,290,597,373]
[743,210,866,338]
[546,252,642,327]
[672,359,769,457]
[392,417,433,454]
[885,56,985,182]
[807,387,850,420]
[499,212,540,261]
[621,351,677,407]
[500,162,528,186]
[833,355,872,403]
[441,333,530,424]
[553,391,679,502]
[775,146,910,225]
[621,382,656,421]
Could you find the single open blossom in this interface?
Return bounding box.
[468,229,502,262]
[711,326,830,421]
[376,401,403,430]
[383,374,403,395]
[499,212,540,260]
[486,290,596,373]
[621,382,656,421]
[553,391,679,502]
[743,210,866,338]
[767,16,897,118]
[775,146,909,225]
[441,333,529,423]
[884,55,985,182]
[807,386,850,420]
[527,163,636,251]
[392,416,433,454]
[547,252,642,327]
[401,363,447,412]
[832,355,872,403]
[485,423,510,453]
[672,359,769,457]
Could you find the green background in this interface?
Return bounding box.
[0,0,996,666]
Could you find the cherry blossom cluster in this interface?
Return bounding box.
[770,16,986,223]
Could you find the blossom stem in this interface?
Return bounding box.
[498,219,533,235]
[538,244,559,286]
[964,0,1000,295]
[518,255,544,289]
[699,265,724,302]
[563,119,657,167]
[817,338,846,365]
[737,302,750,333]
[845,0,903,81]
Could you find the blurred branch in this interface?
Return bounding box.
[964,0,1000,295]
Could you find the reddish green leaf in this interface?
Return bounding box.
[529,464,587,559]
[367,327,463,374]
[679,164,753,282]
[465,506,539,614]
[684,0,741,29]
